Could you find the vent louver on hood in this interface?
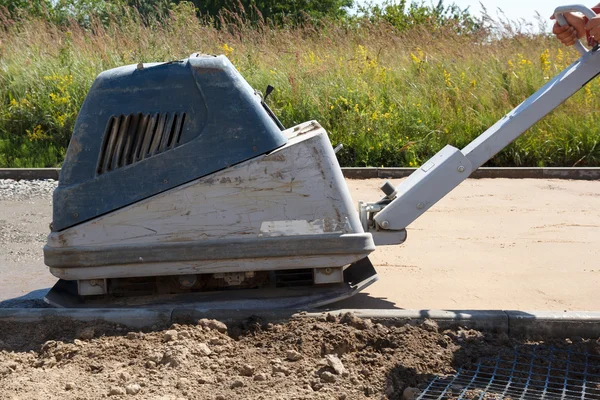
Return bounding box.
[97,112,186,175]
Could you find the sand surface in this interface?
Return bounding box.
[341,178,600,311]
[1,178,599,311]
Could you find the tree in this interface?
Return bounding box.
[0,0,53,18]
[183,0,354,22]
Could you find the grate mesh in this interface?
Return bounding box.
[97,112,186,175]
[418,345,600,399]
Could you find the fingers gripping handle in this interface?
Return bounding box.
[554,5,598,56]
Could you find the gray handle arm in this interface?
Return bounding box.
[554,5,598,56]
[371,13,600,232]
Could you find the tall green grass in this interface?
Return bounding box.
[1,5,599,168]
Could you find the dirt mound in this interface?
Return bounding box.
[0,313,597,399]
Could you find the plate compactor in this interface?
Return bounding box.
[43,4,600,308]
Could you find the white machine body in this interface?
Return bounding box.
[45,121,376,297]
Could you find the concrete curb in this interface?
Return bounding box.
[0,308,172,329]
[505,310,600,339]
[2,168,600,181]
[343,167,600,180]
[0,168,60,180]
[1,308,599,338]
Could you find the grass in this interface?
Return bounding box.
[1,6,600,168]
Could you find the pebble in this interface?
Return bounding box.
[109,386,126,396]
[320,371,336,383]
[230,379,244,389]
[254,373,267,381]
[163,330,178,342]
[339,312,371,330]
[197,375,214,384]
[272,364,291,376]
[125,384,141,395]
[402,387,422,400]
[239,364,255,376]
[126,332,142,340]
[421,319,439,333]
[179,331,191,339]
[161,350,181,367]
[147,352,163,364]
[197,319,228,333]
[65,382,75,390]
[209,337,227,345]
[78,327,95,341]
[286,349,302,361]
[41,340,57,352]
[311,381,324,391]
[176,378,189,389]
[198,343,212,356]
[118,371,131,381]
[325,354,346,375]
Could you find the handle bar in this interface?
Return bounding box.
[554,5,598,56]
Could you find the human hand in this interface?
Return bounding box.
[585,14,600,43]
[552,12,586,46]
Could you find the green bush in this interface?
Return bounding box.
[0,2,599,168]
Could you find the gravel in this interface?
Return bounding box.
[0,179,57,201]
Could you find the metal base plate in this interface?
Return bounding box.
[44,258,378,310]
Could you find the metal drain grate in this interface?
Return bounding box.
[418,345,600,399]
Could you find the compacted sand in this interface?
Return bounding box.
[341,178,600,311]
[1,177,599,310]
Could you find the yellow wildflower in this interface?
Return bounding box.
[540,49,551,74]
[56,113,67,127]
[221,43,233,58]
[556,49,564,66]
[410,47,425,64]
[443,69,452,88]
[26,125,49,141]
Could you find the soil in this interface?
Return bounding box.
[1,313,599,400]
